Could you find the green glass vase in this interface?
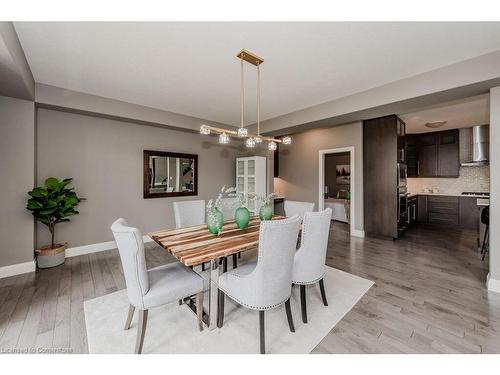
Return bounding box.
[234,207,250,229]
[259,204,273,221]
[207,208,224,235]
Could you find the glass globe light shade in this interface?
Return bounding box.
[237,128,248,137]
[219,132,230,144]
[200,124,210,135]
[268,141,277,151]
[282,136,292,145]
[246,137,256,148]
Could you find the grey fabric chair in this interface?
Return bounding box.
[291,208,332,323]
[173,200,206,229]
[111,218,205,354]
[284,200,315,220]
[217,215,301,354]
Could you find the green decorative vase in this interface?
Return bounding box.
[234,207,251,229]
[259,204,273,221]
[207,208,224,235]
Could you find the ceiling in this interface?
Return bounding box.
[401,94,490,133]
[14,22,500,126]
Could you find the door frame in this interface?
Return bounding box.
[318,146,362,238]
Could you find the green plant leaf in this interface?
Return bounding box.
[40,207,58,215]
[28,187,48,198]
[45,177,61,190]
[26,199,44,210]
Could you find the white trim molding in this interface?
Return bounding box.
[318,146,361,238]
[0,260,36,279]
[65,235,153,258]
[487,273,500,294]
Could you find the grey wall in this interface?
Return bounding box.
[489,87,500,282]
[325,152,350,197]
[0,95,35,267]
[36,108,241,248]
[274,122,364,232]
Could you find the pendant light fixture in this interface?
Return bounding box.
[200,49,291,150]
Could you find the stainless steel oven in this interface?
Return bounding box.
[397,163,407,188]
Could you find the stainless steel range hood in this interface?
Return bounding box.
[461,125,489,166]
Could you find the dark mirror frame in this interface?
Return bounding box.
[143,150,198,199]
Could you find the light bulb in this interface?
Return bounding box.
[237,128,248,137]
[282,136,292,145]
[246,137,256,148]
[219,132,230,144]
[254,136,262,144]
[268,141,277,151]
[200,124,210,135]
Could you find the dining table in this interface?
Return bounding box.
[149,215,286,330]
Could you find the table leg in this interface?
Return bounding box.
[207,259,220,330]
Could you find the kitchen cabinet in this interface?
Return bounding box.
[459,196,479,230]
[417,195,428,223]
[407,196,417,226]
[418,133,439,177]
[363,115,401,239]
[437,130,460,177]
[407,129,460,178]
[415,194,477,229]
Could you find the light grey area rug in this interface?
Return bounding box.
[84,266,373,354]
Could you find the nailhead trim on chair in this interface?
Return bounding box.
[219,286,289,311]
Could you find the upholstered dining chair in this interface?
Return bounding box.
[284,200,315,220]
[217,215,301,354]
[111,218,205,354]
[173,199,206,229]
[291,208,332,324]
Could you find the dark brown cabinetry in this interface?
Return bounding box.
[405,129,459,178]
[415,194,478,229]
[407,196,417,226]
[363,115,402,239]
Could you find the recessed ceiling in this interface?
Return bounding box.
[14,22,500,126]
[401,94,490,133]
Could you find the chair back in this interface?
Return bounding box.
[284,200,315,220]
[481,206,489,225]
[250,216,301,308]
[292,208,332,284]
[110,218,149,309]
[219,197,240,221]
[173,200,206,228]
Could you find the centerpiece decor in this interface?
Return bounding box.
[26,177,85,268]
[252,192,277,221]
[206,186,234,236]
[229,191,251,229]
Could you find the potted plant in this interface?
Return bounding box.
[26,177,84,268]
[251,192,277,221]
[229,190,251,229]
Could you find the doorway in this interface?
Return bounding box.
[318,147,359,237]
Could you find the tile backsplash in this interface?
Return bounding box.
[407,166,490,194]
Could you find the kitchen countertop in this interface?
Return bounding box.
[477,198,490,207]
[408,192,489,198]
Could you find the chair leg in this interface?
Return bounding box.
[232,253,238,269]
[482,225,489,261]
[284,299,295,333]
[223,257,228,273]
[134,309,148,354]
[124,304,135,330]
[217,289,225,328]
[259,311,265,354]
[238,252,241,259]
[319,278,328,306]
[300,285,307,323]
[196,292,204,332]
[202,262,205,271]
[481,225,489,254]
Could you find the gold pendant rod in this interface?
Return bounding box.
[240,56,244,129]
[257,63,260,136]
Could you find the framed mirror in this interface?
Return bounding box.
[143,150,198,199]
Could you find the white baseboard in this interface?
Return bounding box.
[0,260,36,279]
[351,229,365,238]
[65,235,153,258]
[486,273,500,294]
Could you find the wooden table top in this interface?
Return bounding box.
[149,216,286,266]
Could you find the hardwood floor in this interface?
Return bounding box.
[0,222,499,354]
